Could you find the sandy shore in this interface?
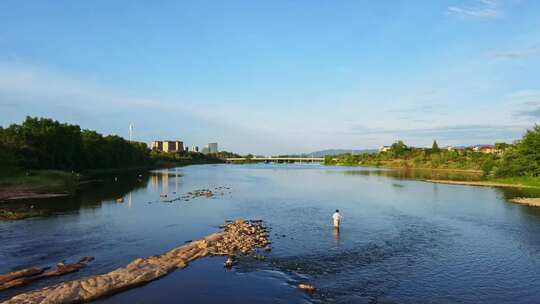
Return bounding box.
[423,179,535,189]
[0,191,69,202]
[424,180,540,207]
[509,198,540,207]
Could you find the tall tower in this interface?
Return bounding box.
[129,123,134,142]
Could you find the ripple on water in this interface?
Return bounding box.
[236,214,452,303]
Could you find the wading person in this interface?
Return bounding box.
[333,209,342,228]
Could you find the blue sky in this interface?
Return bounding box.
[0,0,539,154]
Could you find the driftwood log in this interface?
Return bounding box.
[2,219,269,304]
[0,257,94,291]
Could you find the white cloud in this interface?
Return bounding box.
[447,0,500,18]
[0,63,162,110]
[504,89,540,118]
[0,62,292,154]
[489,47,540,59]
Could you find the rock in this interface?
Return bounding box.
[116,198,124,203]
[298,283,316,293]
[253,254,266,261]
[224,257,236,268]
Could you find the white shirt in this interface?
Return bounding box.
[333,212,341,222]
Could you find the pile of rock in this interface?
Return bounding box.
[3,219,269,304]
[211,219,270,256]
[188,189,214,198]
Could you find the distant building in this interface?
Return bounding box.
[379,146,391,152]
[208,143,218,153]
[191,145,199,152]
[151,141,163,151]
[201,142,218,154]
[151,140,184,153]
[472,145,496,154]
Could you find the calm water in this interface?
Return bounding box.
[2,164,540,303]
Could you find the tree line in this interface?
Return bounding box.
[325,125,540,178]
[0,117,151,172]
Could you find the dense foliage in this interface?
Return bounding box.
[325,125,540,178]
[0,117,151,172]
[496,125,540,177]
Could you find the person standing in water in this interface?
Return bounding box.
[333,209,342,228]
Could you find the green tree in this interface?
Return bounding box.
[0,116,152,172]
[389,140,408,157]
[432,140,440,153]
[481,159,496,176]
[514,125,540,176]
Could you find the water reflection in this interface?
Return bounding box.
[337,167,483,181]
[332,227,340,247]
[149,169,182,195]
[0,171,151,220]
[2,164,540,304]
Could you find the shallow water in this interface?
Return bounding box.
[1,164,540,303]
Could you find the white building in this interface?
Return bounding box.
[208,143,218,153]
[379,145,391,152]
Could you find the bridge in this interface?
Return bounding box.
[226,157,324,163]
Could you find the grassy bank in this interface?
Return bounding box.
[483,176,540,188]
[328,159,485,172]
[0,170,79,194]
[327,161,540,189]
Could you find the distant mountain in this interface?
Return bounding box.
[306,149,377,157]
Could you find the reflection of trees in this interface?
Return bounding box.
[498,187,540,202]
[1,172,151,216]
[337,168,481,181]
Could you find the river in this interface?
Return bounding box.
[1,164,540,303]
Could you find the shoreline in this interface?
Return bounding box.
[327,163,540,191]
[510,198,540,207]
[0,161,224,202]
[422,179,539,189]
[327,163,483,174]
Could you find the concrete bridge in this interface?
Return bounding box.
[226,157,324,163]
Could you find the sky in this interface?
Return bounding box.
[0,0,539,155]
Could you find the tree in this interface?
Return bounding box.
[432,140,440,153]
[481,159,496,176]
[0,116,152,172]
[514,125,540,176]
[495,125,540,177]
[390,140,409,157]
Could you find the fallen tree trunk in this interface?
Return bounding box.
[2,219,269,304]
[0,268,48,285]
[0,257,94,291]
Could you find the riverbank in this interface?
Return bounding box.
[327,162,540,189]
[327,162,483,173]
[0,160,224,202]
[510,198,540,207]
[0,170,78,201]
[423,179,540,189]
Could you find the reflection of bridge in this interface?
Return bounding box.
[226,157,324,163]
